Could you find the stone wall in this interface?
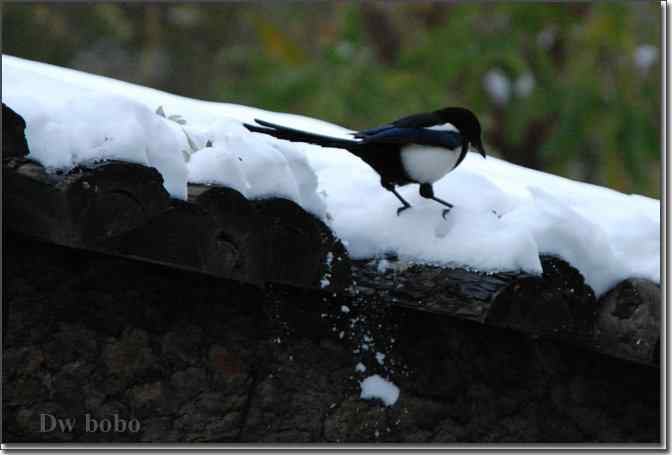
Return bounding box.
[3,233,660,443]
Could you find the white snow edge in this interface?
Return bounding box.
[1,55,660,297]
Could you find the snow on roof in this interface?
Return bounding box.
[1,55,660,296]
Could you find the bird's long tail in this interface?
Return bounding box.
[244,119,360,152]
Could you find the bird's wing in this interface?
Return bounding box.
[351,123,395,138]
[356,127,423,143]
[391,111,444,128]
[358,127,462,149]
[352,112,443,138]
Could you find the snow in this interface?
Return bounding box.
[4,84,189,198]
[355,362,367,373]
[360,375,400,406]
[320,251,334,288]
[2,55,660,296]
[376,259,391,273]
[1,55,331,215]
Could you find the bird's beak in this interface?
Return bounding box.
[473,142,486,158]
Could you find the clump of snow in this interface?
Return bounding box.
[5,88,189,198]
[2,55,660,297]
[355,362,367,372]
[320,251,335,289]
[1,55,327,216]
[375,352,386,366]
[360,375,399,406]
[376,258,390,273]
[341,305,350,314]
[188,126,326,216]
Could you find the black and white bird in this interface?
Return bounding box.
[244,107,486,218]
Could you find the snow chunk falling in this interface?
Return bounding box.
[360,375,399,406]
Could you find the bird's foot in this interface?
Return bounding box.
[441,208,452,220]
[397,205,411,216]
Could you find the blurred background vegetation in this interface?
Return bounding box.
[2,2,661,197]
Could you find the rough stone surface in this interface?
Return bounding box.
[3,232,660,443]
[3,157,350,292]
[3,157,171,248]
[353,255,598,338]
[352,253,658,366]
[595,278,661,365]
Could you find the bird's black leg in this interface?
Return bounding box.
[419,183,454,220]
[384,182,412,216]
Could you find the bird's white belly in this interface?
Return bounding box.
[400,144,459,183]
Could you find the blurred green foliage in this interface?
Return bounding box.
[2,2,661,196]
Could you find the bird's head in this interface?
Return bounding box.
[435,107,486,158]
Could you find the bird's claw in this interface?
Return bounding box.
[442,208,452,220]
[397,205,411,216]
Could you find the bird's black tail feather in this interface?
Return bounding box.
[244,119,361,152]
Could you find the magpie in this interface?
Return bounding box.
[244,107,486,218]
